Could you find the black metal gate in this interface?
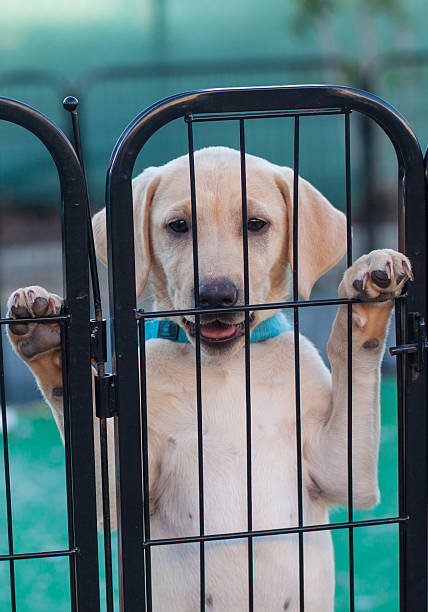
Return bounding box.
[0,98,100,610]
[104,86,427,611]
[0,85,427,611]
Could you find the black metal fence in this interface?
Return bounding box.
[0,98,99,611]
[105,85,427,610]
[0,84,427,611]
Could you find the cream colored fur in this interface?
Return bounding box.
[8,147,412,611]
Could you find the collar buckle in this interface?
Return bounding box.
[158,320,180,340]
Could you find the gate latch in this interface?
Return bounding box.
[90,319,117,418]
[389,312,428,373]
[95,373,116,419]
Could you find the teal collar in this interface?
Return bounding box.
[144,312,290,343]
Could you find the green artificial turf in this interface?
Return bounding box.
[0,404,118,611]
[332,378,399,611]
[0,379,399,610]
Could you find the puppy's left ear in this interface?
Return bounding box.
[275,168,347,300]
[92,166,160,298]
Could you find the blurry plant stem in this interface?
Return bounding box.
[354,8,379,65]
[306,2,412,69]
[315,16,339,58]
[315,8,378,65]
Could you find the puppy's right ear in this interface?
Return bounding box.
[92,208,108,266]
[92,166,160,298]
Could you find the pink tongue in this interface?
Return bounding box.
[200,322,237,339]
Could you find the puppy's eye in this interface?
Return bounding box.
[248,218,268,232]
[168,219,189,234]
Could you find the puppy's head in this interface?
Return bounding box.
[93,147,346,358]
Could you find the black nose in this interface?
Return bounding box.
[198,278,238,308]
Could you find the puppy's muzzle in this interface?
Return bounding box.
[183,278,255,344]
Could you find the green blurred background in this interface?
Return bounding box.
[0,0,427,213]
[1,0,426,609]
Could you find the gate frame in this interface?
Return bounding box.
[105,85,427,610]
[0,97,100,611]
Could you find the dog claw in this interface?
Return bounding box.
[362,272,369,291]
[385,262,391,279]
[403,260,414,281]
[48,297,58,315]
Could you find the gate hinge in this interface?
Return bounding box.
[91,319,116,417]
[389,312,428,373]
[95,373,116,419]
[90,319,107,364]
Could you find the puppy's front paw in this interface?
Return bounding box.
[7,286,63,361]
[339,249,413,302]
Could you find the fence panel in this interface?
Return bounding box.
[0,83,426,611]
[105,85,427,610]
[0,97,100,611]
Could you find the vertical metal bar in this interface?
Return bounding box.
[239,120,254,612]
[60,321,77,610]
[99,418,114,612]
[62,163,101,612]
[395,298,406,611]
[0,317,16,612]
[292,116,305,612]
[138,319,150,611]
[64,98,114,610]
[345,111,355,612]
[63,96,103,319]
[187,118,206,611]
[107,171,145,612]
[400,151,427,611]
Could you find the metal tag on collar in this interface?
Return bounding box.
[158,320,180,340]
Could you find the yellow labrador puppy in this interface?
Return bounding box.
[7,147,412,610]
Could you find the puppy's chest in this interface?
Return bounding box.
[160,372,294,453]
[151,371,301,534]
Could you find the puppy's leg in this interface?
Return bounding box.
[7,286,118,530]
[308,249,412,508]
[7,286,66,436]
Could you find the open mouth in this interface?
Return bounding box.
[183,314,255,344]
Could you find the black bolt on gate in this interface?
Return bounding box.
[0,98,100,610]
[105,86,427,611]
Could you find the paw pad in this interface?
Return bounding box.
[370,270,391,289]
[32,297,49,317]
